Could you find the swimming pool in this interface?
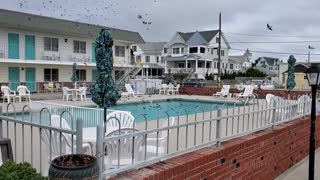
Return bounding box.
[10,99,234,127]
[107,99,233,122]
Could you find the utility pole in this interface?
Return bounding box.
[308,50,310,63]
[217,12,222,85]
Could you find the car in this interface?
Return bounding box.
[182,79,206,87]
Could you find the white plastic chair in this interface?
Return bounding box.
[146,117,175,155]
[173,84,180,95]
[213,85,230,97]
[159,84,167,95]
[105,128,144,168]
[55,83,61,92]
[105,111,135,135]
[17,85,30,102]
[62,87,72,101]
[76,87,87,101]
[1,86,16,103]
[167,83,175,95]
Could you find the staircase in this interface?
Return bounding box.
[116,65,143,91]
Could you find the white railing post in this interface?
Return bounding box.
[76,118,83,154]
[96,125,104,180]
[216,108,221,146]
[272,100,277,128]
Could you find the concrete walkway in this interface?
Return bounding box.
[276,149,320,180]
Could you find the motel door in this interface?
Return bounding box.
[8,67,20,90]
[25,35,35,60]
[25,67,36,92]
[8,33,19,59]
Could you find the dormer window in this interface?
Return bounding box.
[164,48,168,53]
[189,47,198,53]
[181,48,184,54]
[216,37,220,43]
[173,48,180,54]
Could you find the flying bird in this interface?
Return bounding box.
[309,45,315,49]
[267,24,273,31]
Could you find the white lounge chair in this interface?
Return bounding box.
[62,87,72,101]
[146,117,175,156]
[17,85,30,102]
[76,87,87,101]
[159,84,167,95]
[105,111,135,135]
[105,128,144,168]
[125,84,144,97]
[1,86,16,103]
[236,85,254,98]
[213,85,231,98]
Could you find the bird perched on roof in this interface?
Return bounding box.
[267,24,273,31]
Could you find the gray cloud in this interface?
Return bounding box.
[2,0,320,61]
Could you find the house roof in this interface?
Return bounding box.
[0,9,145,43]
[282,63,310,74]
[138,42,166,55]
[254,57,279,66]
[178,30,219,43]
[229,55,248,64]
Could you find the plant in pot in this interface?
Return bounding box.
[48,154,98,179]
[0,160,47,180]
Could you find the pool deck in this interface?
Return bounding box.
[0,94,242,113]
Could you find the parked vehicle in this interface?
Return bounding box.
[183,79,206,87]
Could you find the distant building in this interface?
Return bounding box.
[163,30,231,79]
[132,42,166,79]
[282,63,311,90]
[228,49,252,71]
[253,57,280,77]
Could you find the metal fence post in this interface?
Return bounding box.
[96,125,104,180]
[75,119,83,154]
[0,106,2,138]
[216,108,221,146]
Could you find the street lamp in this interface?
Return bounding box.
[305,65,320,180]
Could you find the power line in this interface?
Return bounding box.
[231,48,320,56]
[225,32,320,38]
[229,40,320,44]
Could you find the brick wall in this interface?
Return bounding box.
[111,115,320,180]
[179,87,310,99]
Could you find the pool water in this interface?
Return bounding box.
[108,99,233,122]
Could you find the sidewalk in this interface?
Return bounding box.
[276,149,320,180]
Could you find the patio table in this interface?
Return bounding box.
[68,88,79,101]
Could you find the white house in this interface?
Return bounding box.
[228,49,252,71]
[132,42,166,79]
[0,9,144,92]
[163,30,231,79]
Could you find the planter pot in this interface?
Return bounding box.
[49,154,98,180]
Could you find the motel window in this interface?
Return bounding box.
[214,62,217,69]
[146,56,150,63]
[211,49,214,55]
[73,40,86,54]
[216,37,220,43]
[181,48,184,54]
[161,57,164,63]
[132,45,137,52]
[44,68,59,81]
[115,46,125,57]
[200,47,205,53]
[198,61,204,68]
[189,47,198,53]
[206,62,211,68]
[164,48,168,53]
[230,64,234,70]
[221,50,225,56]
[76,69,86,81]
[173,48,180,54]
[187,63,191,68]
[156,56,159,63]
[44,37,59,52]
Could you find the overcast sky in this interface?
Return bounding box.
[2,0,320,62]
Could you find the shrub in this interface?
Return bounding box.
[0,160,47,180]
[173,72,189,83]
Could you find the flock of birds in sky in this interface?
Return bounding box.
[16,0,155,31]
